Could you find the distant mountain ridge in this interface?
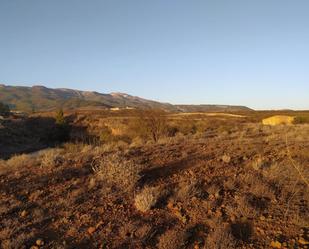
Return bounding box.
[0,84,252,112]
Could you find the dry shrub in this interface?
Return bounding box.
[130,109,168,142]
[157,228,188,249]
[248,179,275,200]
[205,224,236,249]
[6,154,33,168]
[174,180,205,201]
[96,153,142,192]
[231,195,257,219]
[40,148,63,167]
[134,186,163,212]
[99,125,113,143]
[62,142,87,153]
[129,136,145,148]
[230,219,254,242]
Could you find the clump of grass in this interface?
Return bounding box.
[134,186,163,212]
[96,153,142,192]
[174,180,206,202]
[205,224,236,249]
[6,154,33,168]
[40,149,63,167]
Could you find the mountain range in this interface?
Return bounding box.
[0,84,252,113]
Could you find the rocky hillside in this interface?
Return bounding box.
[0,84,252,112]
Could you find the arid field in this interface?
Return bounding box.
[0,110,309,249]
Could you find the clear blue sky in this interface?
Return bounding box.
[0,0,308,109]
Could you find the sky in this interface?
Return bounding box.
[0,0,308,110]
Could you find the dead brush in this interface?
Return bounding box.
[205,223,236,249]
[6,154,34,168]
[40,149,63,168]
[95,152,143,192]
[173,179,205,202]
[134,185,164,212]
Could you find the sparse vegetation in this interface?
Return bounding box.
[132,109,168,142]
[0,109,308,248]
[134,186,163,212]
[294,114,309,124]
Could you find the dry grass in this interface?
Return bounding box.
[5,154,34,168]
[39,148,63,167]
[95,153,142,192]
[205,224,236,249]
[0,111,308,248]
[134,186,163,212]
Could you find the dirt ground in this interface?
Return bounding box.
[0,113,309,249]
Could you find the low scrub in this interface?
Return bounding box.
[95,153,142,192]
[134,186,163,212]
[294,115,309,124]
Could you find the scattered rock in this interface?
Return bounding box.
[230,215,236,222]
[194,243,200,249]
[167,202,188,223]
[88,226,96,234]
[270,240,281,248]
[298,238,309,245]
[36,239,44,246]
[222,154,231,163]
[95,221,104,229]
[20,210,27,217]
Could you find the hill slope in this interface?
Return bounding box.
[0,84,252,112]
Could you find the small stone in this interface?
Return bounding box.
[36,239,44,246]
[230,215,236,222]
[88,227,96,234]
[194,243,200,249]
[270,241,281,248]
[299,238,309,245]
[95,221,104,229]
[259,215,266,221]
[222,155,231,163]
[30,246,39,249]
[20,210,27,217]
